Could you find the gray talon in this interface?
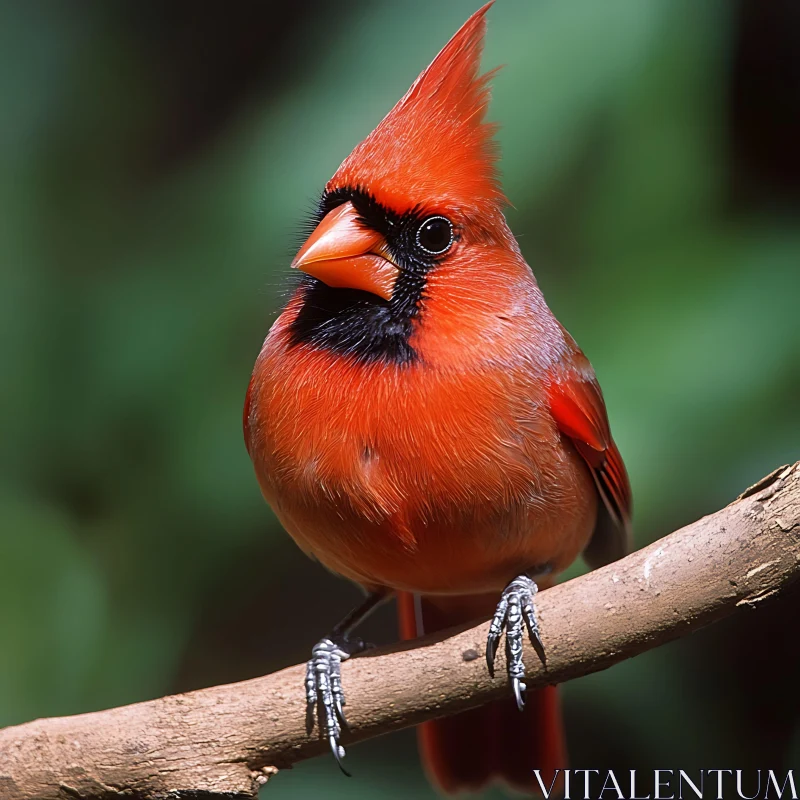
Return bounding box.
[486,575,544,710]
[513,677,526,710]
[305,635,366,773]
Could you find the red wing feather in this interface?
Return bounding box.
[548,372,632,564]
[547,378,609,466]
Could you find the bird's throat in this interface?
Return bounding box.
[287,273,425,365]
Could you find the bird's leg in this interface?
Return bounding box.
[486,573,548,711]
[306,590,387,774]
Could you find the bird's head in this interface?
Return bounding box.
[288,2,533,365]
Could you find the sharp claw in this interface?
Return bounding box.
[486,574,545,708]
[522,591,546,667]
[530,629,546,667]
[306,634,372,775]
[330,737,351,777]
[486,635,498,676]
[513,678,526,711]
[335,697,349,730]
[486,594,509,678]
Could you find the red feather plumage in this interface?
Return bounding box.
[245,1,631,794]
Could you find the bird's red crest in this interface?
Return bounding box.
[329,2,503,213]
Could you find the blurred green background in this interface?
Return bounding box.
[1,1,798,797]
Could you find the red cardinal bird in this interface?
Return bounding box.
[244,2,631,794]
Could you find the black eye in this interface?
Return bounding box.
[416,216,454,255]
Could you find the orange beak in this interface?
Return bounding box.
[291,202,400,301]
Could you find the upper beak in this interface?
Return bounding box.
[291,202,399,301]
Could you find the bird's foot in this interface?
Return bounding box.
[305,635,368,774]
[486,574,546,710]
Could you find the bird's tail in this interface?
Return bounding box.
[397,590,566,796]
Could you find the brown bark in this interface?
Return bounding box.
[1,463,798,800]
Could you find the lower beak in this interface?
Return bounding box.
[291,201,399,301]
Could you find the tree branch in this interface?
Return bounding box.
[2,463,799,800]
